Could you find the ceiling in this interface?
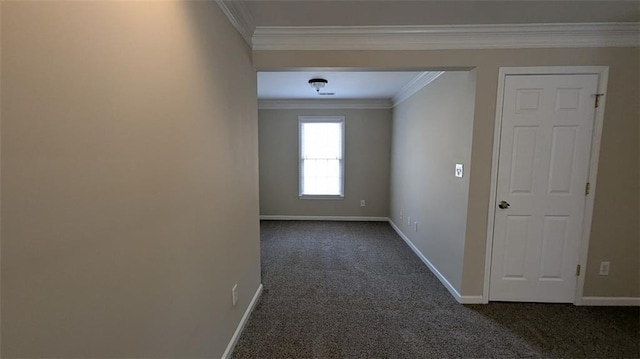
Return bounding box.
[244,1,639,27]
[251,1,638,100]
[258,71,424,100]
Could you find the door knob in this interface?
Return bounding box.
[498,201,510,209]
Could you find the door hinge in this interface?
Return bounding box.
[594,93,605,108]
[576,264,581,276]
[585,182,590,195]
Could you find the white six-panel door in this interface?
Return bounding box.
[489,74,598,302]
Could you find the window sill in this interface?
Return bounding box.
[299,195,345,200]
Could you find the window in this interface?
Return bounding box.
[299,116,345,198]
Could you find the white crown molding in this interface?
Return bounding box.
[252,22,640,51]
[258,99,392,110]
[392,71,445,107]
[216,0,255,47]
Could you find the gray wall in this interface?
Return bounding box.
[259,108,391,217]
[389,72,476,292]
[1,2,260,357]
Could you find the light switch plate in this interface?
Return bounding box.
[455,164,464,178]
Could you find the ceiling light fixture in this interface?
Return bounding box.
[308,78,328,93]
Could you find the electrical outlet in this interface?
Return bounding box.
[414,222,418,232]
[407,216,411,226]
[232,284,238,306]
[360,200,366,207]
[599,261,610,276]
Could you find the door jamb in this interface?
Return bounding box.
[482,66,609,305]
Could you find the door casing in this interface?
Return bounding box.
[483,66,609,305]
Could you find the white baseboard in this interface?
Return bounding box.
[580,296,640,306]
[457,295,483,304]
[221,283,263,359]
[260,215,389,222]
[388,220,482,304]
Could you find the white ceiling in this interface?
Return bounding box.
[244,1,639,27]
[258,71,423,100]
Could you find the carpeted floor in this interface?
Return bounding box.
[232,221,640,358]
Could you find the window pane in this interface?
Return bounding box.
[303,159,341,195]
[301,122,342,159]
[299,118,344,196]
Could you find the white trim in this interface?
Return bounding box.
[460,295,484,304]
[252,23,640,51]
[389,220,483,304]
[259,99,392,110]
[575,67,609,306]
[483,66,609,305]
[298,195,344,200]
[392,71,445,107]
[215,0,255,47]
[580,297,640,306]
[260,215,389,222]
[221,284,263,359]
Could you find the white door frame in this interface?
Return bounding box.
[483,66,609,305]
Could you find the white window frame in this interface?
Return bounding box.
[298,116,345,200]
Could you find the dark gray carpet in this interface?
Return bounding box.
[232,221,640,358]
